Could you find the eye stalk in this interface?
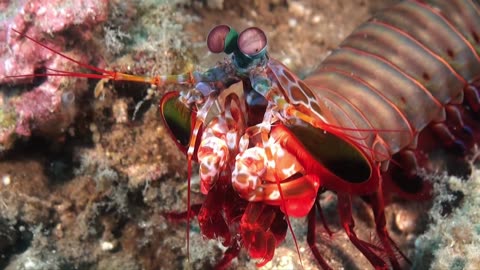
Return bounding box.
[238,27,267,59]
[207,25,239,54]
[207,25,268,69]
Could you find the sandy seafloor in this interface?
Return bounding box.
[0,0,479,269]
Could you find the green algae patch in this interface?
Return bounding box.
[0,107,17,130]
[0,107,18,151]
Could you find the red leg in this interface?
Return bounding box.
[367,191,411,270]
[337,193,389,270]
[316,199,334,237]
[307,201,333,270]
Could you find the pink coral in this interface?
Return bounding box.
[0,0,108,150]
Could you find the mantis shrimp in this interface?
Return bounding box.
[6,0,480,269]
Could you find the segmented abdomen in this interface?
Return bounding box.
[303,0,480,160]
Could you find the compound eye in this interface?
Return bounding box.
[238,27,267,57]
[207,25,231,53]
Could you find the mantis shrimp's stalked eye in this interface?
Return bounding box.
[207,24,239,54]
[238,27,267,58]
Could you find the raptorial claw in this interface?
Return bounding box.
[232,146,267,200]
[197,135,229,194]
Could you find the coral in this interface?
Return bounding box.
[0,0,108,152]
[413,157,480,270]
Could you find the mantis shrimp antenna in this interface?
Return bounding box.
[7,29,197,87]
